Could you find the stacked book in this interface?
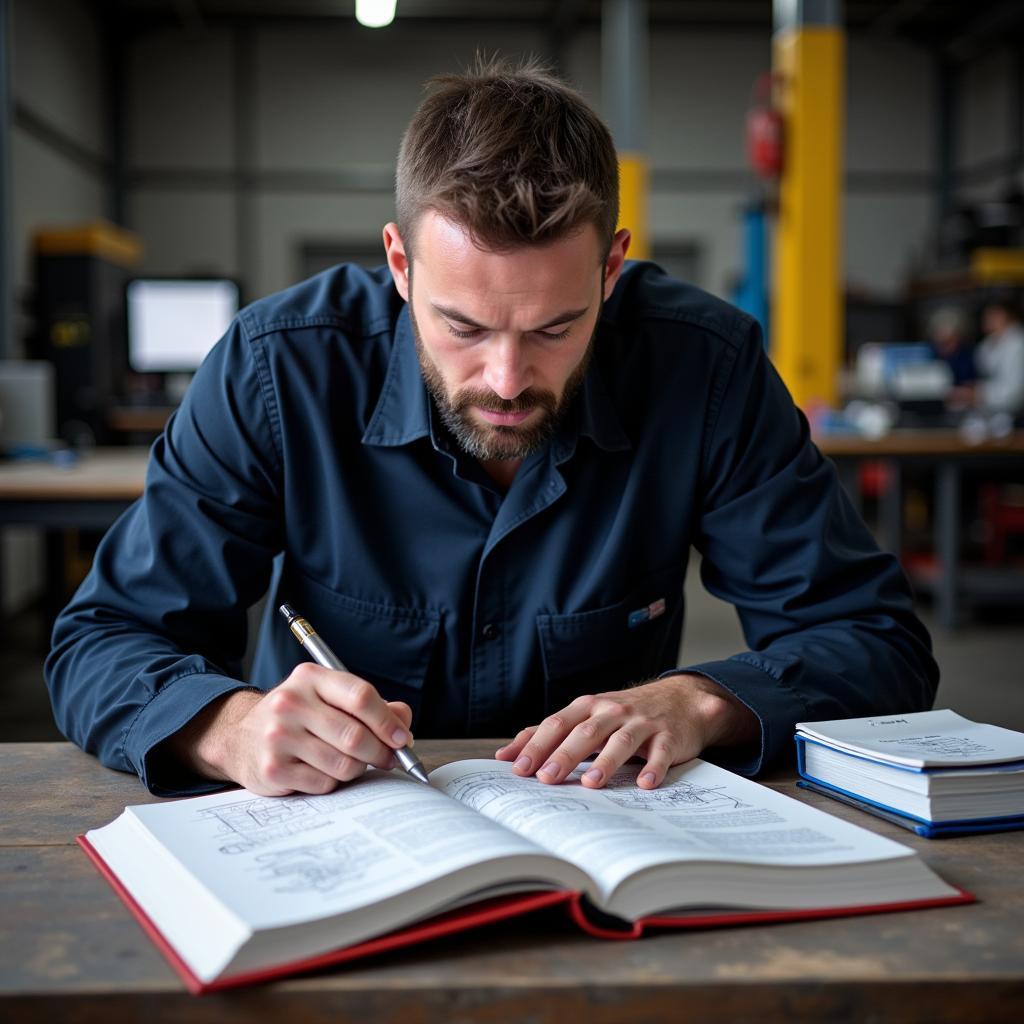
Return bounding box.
[796,709,1024,837]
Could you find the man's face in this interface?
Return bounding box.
[385,212,627,461]
[983,307,1009,336]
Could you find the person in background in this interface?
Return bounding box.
[926,306,975,387]
[951,299,1024,421]
[976,300,1024,420]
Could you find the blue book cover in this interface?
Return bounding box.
[795,735,1024,838]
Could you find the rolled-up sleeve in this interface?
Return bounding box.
[45,320,283,795]
[664,321,938,775]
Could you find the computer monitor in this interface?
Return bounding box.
[126,278,240,374]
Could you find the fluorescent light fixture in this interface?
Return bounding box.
[356,0,397,28]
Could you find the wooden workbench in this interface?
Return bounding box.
[816,429,1024,627]
[2,740,1022,1022]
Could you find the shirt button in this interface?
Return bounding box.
[481,623,498,640]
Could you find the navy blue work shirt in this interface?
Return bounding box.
[46,262,938,796]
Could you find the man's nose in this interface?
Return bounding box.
[482,338,530,400]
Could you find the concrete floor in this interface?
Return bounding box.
[3,555,1022,745]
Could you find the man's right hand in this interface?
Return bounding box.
[167,664,414,795]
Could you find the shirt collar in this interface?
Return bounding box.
[362,306,631,455]
[576,342,632,454]
[361,306,432,447]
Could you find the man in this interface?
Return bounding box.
[948,300,1024,421]
[46,59,937,798]
[975,299,1024,419]
[926,306,975,388]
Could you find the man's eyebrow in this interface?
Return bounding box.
[430,303,591,331]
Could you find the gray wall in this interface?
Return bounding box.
[12,14,1022,332]
[955,44,1022,204]
[11,0,110,335]
[6,0,110,612]
[123,21,941,302]
[5,9,1022,614]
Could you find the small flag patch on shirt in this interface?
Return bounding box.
[628,597,666,629]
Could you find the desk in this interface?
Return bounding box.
[817,430,1024,628]
[107,405,175,436]
[0,448,148,525]
[2,741,1022,1023]
[0,448,148,624]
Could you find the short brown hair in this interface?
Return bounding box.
[396,55,619,258]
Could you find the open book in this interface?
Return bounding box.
[80,758,971,993]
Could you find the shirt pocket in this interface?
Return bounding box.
[296,573,442,720]
[535,565,682,714]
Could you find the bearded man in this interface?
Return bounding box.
[47,60,937,797]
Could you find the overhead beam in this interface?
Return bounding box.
[945,0,1024,64]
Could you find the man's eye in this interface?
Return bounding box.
[536,327,571,341]
[446,324,482,339]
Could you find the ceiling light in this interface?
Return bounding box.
[356,0,397,28]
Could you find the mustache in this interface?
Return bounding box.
[452,389,558,415]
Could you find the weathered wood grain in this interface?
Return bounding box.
[2,741,1022,1022]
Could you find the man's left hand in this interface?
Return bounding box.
[494,674,759,789]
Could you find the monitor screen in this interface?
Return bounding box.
[126,278,240,373]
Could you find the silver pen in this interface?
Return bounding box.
[278,603,430,785]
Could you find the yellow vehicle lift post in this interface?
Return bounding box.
[772,0,845,409]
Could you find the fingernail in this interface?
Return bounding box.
[392,728,409,745]
[640,771,656,785]
[514,756,531,772]
[539,761,559,779]
[584,767,603,783]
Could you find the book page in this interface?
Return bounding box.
[432,759,916,903]
[797,709,1024,767]
[117,769,564,931]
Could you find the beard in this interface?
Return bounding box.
[409,302,597,462]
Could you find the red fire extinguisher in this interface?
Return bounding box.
[746,72,783,180]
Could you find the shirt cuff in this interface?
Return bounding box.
[658,658,811,776]
[123,671,267,797]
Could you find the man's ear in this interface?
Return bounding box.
[383,222,410,302]
[603,228,631,300]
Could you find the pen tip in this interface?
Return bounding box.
[278,603,296,622]
[409,765,430,785]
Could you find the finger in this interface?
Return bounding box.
[304,705,396,770]
[250,749,340,797]
[512,700,592,778]
[495,725,538,760]
[635,730,680,789]
[535,707,629,785]
[387,701,414,735]
[299,731,376,782]
[313,670,411,750]
[578,717,660,789]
